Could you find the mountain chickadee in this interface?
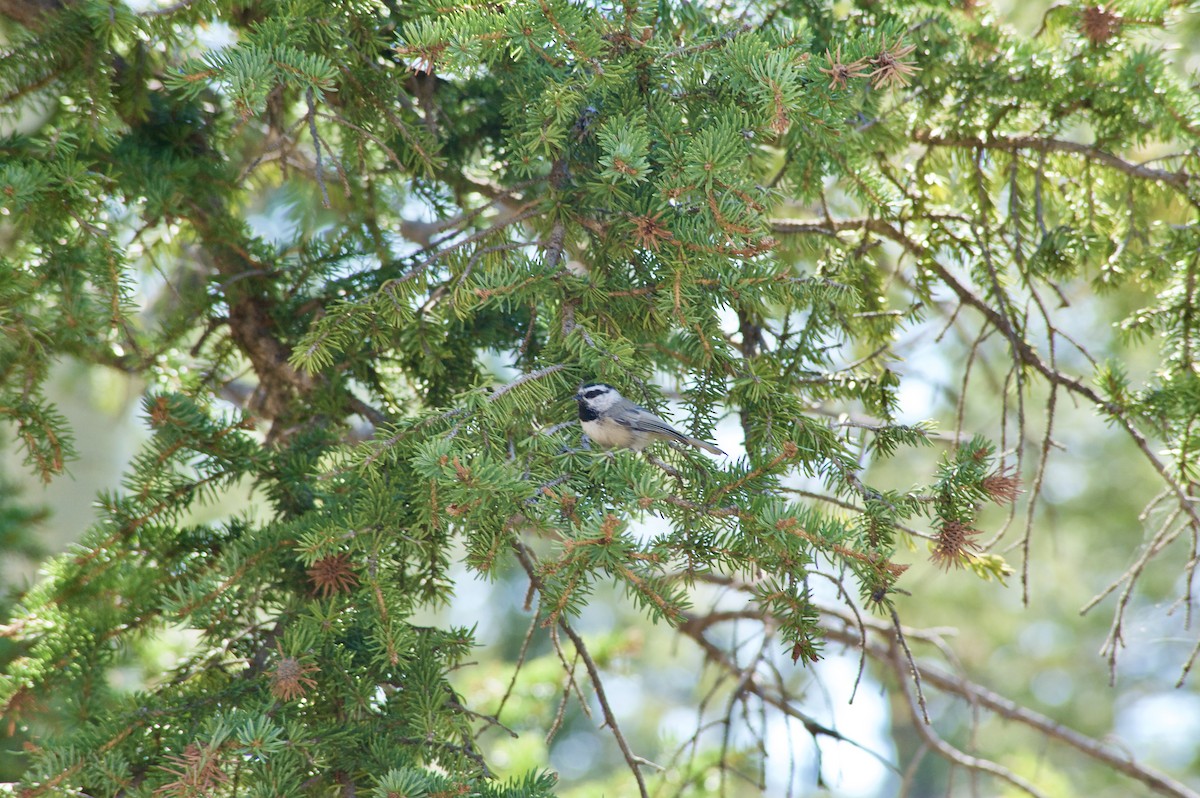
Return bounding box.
[575,382,726,456]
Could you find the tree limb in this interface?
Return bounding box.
[913,131,1193,190]
[820,615,1200,798]
[511,540,651,798]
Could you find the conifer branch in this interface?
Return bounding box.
[6,0,1200,794]
[770,214,1200,549]
[913,131,1194,191]
[512,540,651,798]
[187,201,315,423]
[819,612,1200,798]
[390,201,542,285]
[677,589,1198,798]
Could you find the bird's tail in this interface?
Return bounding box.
[685,436,726,457]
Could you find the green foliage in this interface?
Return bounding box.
[1,0,1199,795]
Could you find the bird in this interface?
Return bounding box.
[574,382,726,456]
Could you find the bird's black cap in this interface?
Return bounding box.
[575,382,615,399]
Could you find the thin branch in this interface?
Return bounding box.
[887,643,1049,798]
[912,131,1193,190]
[487,364,566,404]
[887,604,929,724]
[511,541,651,798]
[387,201,542,286]
[771,216,1200,547]
[661,22,752,59]
[677,609,897,769]
[820,619,1200,798]
[680,572,1198,798]
[306,88,331,208]
[494,614,539,722]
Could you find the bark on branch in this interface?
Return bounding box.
[189,202,314,423]
[0,0,62,27]
[913,130,1193,190]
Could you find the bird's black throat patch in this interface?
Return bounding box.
[577,400,600,422]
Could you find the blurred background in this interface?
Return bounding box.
[4,0,1200,795]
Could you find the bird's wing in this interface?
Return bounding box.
[621,404,726,456]
[622,407,688,440]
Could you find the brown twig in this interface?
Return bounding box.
[912,131,1193,190]
[820,617,1199,798]
[771,215,1200,547]
[679,569,1197,798]
[511,540,651,798]
[677,608,902,771]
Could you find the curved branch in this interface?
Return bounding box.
[820,616,1200,798]
[770,215,1200,543]
[913,131,1193,190]
[511,540,651,798]
[183,198,317,427]
[885,637,1049,798]
[677,575,1199,798]
[677,609,897,768]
